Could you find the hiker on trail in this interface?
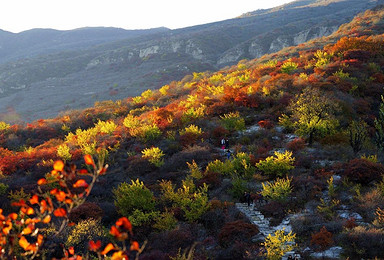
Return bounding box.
[225,138,229,149]
[226,149,231,160]
[244,191,251,207]
[221,138,225,150]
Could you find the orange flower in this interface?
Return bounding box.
[84,154,94,165]
[53,160,65,172]
[101,243,115,255]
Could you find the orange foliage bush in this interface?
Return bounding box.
[311,226,333,251]
[0,156,142,259]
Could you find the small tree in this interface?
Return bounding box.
[288,88,339,146]
[375,95,384,151]
[348,120,368,154]
[262,229,296,260]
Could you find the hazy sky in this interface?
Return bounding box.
[1,0,295,33]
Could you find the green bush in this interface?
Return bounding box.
[153,210,178,231]
[230,177,248,200]
[0,183,8,196]
[129,209,159,227]
[113,179,156,217]
[159,178,209,222]
[220,112,245,131]
[256,151,295,176]
[281,60,298,74]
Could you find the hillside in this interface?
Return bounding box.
[0,0,380,122]
[1,5,384,259]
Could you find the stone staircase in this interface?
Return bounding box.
[235,202,300,259]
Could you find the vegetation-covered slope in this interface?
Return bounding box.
[1,5,384,259]
[0,0,380,122]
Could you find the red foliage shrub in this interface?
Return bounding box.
[286,138,306,152]
[198,171,222,189]
[342,158,384,184]
[69,202,104,223]
[343,217,358,229]
[257,120,274,129]
[211,126,230,141]
[218,220,259,248]
[179,132,200,147]
[311,226,334,251]
[343,49,371,62]
[234,92,260,108]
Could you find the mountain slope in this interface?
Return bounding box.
[0,0,380,122]
[0,5,384,259]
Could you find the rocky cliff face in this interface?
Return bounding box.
[217,25,339,65]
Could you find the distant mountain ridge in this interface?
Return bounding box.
[0,0,380,122]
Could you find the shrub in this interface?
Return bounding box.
[220,112,245,132]
[57,143,72,161]
[69,202,104,223]
[0,122,10,132]
[113,179,156,217]
[261,177,292,202]
[256,150,295,176]
[65,218,107,253]
[159,179,209,223]
[123,114,141,129]
[205,159,227,174]
[0,183,8,196]
[187,160,202,179]
[258,120,274,129]
[140,124,162,142]
[281,61,298,74]
[339,226,384,258]
[153,210,178,231]
[218,220,259,248]
[94,120,117,134]
[142,147,165,167]
[342,158,384,184]
[179,124,203,136]
[286,138,306,152]
[262,229,296,260]
[230,177,248,200]
[310,226,333,251]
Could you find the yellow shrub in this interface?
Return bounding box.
[179,125,203,136]
[142,147,165,167]
[57,143,72,161]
